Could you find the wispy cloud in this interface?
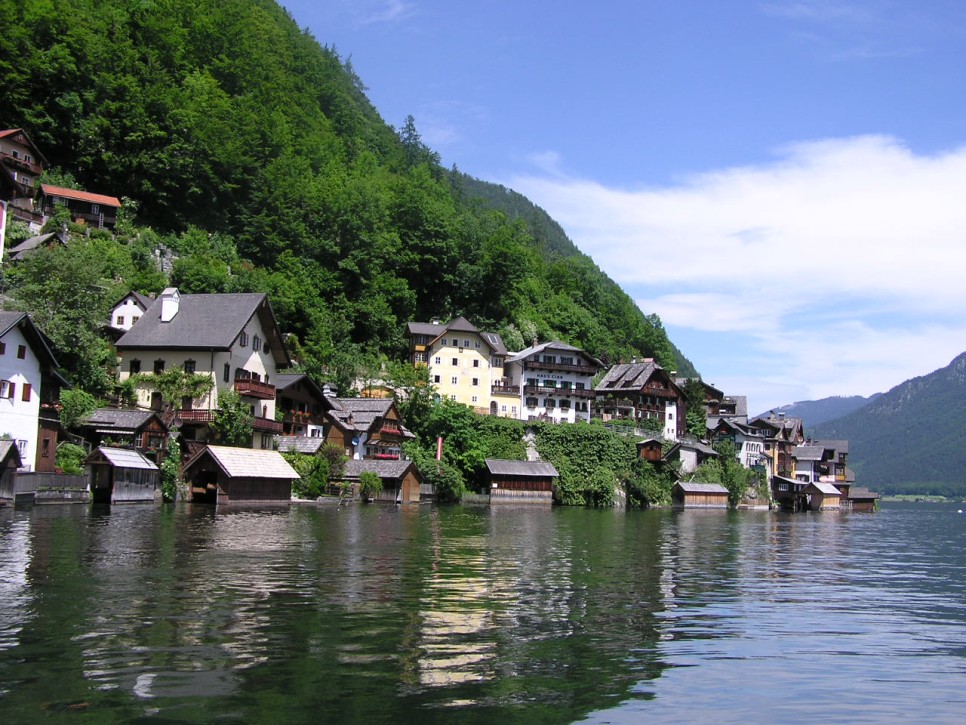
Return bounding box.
[760,1,873,23]
[506,136,966,408]
[356,0,414,27]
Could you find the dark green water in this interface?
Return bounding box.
[0,502,964,723]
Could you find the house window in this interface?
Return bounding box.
[129,359,141,374]
[91,203,100,215]
[450,395,457,401]
[472,359,480,368]
[0,380,14,398]
[133,316,140,324]
[434,357,441,365]
[253,334,261,351]
[239,331,249,347]
[451,358,458,366]
[464,339,471,347]
[544,399,555,408]
[224,363,231,382]
[153,359,165,374]
[433,375,441,384]
[560,400,571,410]
[441,338,447,346]
[261,434,273,450]
[526,398,538,408]
[491,357,503,367]
[21,383,31,402]
[451,377,457,385]
[475,341,481,348]
[501,405,507,412]
[471,396,478,403]
[472,378,479,386]
[263,341,270,353]
[414,352,426,363]
[116,316,125,326]
[0,342,5,354]
[17,345,26,359]
[183,359,196,374]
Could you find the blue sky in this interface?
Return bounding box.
[282,0,966,413]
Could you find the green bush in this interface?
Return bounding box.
[358,471,383,501]
[55,443,87,475]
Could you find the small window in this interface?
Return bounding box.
[451,358,458,366]
[183,359,196,374]
[464,339,470,347]
[21,383,31,402]
[263,341,270,353]
[17,345,26,360]
[471,396,478,403]
[129,359,141,374]
[0,342,5,354]
[115,316,125,326]
[132,316,140,324]
[434,357,441,365]
[90,203,100,214]
[0,380,13,398]
[433,375,440,384]
[239,331,249,347]
[42,438,51,457]
[253,334,261,351]
[440,339,447,346]
[153,359,165,374]
[472,359,479,368]
[451,377,457,385]
[472,378,479,386]
[224,363,231,382]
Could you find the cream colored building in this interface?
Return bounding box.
[116,288,290,449]
[408,317,513,416]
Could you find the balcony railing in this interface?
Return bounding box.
[253,417,283,433]
[234,379,276,399]
[379,425,403,437]
[0,151,42,176]
[491,384,521,396]
[525,360,598,375]
[523,384,594,399]
[177,408,282,434]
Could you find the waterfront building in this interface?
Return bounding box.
[501,341,602,423]
[594,359,687,440]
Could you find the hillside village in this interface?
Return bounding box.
[0,127,878,512]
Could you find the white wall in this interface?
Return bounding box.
[0,325,42,469]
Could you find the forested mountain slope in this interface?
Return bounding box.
[811,353,966,494]
[0,0,696,386]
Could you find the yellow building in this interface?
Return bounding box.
[407,318,515,416]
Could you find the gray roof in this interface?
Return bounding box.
[848,486,878,499]
[0,439,23,467]
[506,340,603,367]
[7,232,60,260]
[409,318,507,355]
[675,481,729,494]
[595,360,666,392]
[92,447,158,471]
[111,291,153,311]
[806,481,842,496]
[276,436,326,454]
[115,291,290,366]
[190,445,298,479]
[794,445,825,461]
[343,459,417,480]
[678,439,719,457]
[485,459,559,477]
[81,407,162,433]
[813,439,849,455]
[0,311,61,370]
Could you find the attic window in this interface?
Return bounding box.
[17,345,26,359]
[239,331,249,348]
[263,341,270,354]
[253,334,261,351]
[115,316,125,326]
[0,380,15,399]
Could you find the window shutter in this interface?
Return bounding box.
[22,383,31,401]
[8,382,15,399]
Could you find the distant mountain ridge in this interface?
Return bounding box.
[810,352,966,494]
[754,394,881,428]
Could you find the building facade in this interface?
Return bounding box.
[502,341,601,423]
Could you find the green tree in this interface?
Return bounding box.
[159,435,182,502]
[55,442,87,475]
[59,389,98,430]
[209,388,254,447]
[358,470,383,502]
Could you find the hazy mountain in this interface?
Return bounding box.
[810,352,966,494]
[755,395,881,428]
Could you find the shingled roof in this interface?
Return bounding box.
[81,408,163,434]
[343,459,417,480]
[506,340,603,367]
[408,318,507,355]
[186,445,298,479]
[485,459,559,477]
[115,290,290,366]
[595,360,663,392]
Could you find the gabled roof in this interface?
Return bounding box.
[343,459,418,480]
[327,397,412,437]
[506,340,604,367]
[7,232,62,261]
[115,291,290,366]
[0,128,48,166]
[274,373,337,408]
[485,459,559,477]
[40,183,121,207]
[111,291,153,311]
[185,445,297,479]
[81,407,164,434]
[86,446,158,471]
[805,481,841,496]
[0,311,61,371]
[409,318,507,355]
[276,436,326,455]
[595,360,678,393]
[674,481,729,494]
[0,439,23,469]
[794,445,825,462]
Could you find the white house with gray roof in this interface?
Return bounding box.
[502,341,602,423]
[115,288,290,450]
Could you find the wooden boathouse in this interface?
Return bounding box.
[484,459,558,504]
[342,459,424,503]
[672,481,729,509]
[804,481,842,511]
[85,446,160,504]
[182,445,298,505]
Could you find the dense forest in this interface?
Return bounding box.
[0,0,695,398]
[811,352,966,496]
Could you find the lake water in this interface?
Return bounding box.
[0,501,964,723]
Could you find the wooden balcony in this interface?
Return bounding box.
[0,151,42,176]
[177,408,282,434]
[234,379,276,399]
[492,384,521,396]
[523,384,594,398]
[525,360,597,375]
[253,417,283,433]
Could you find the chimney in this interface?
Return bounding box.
[160,287,180,323]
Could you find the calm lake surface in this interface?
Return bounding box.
[1,501,964,723]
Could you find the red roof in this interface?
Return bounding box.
[41,184,121,207]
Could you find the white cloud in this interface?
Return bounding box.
[505,135,966,411]
[356,0,413,26]
[760,1,873,24]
